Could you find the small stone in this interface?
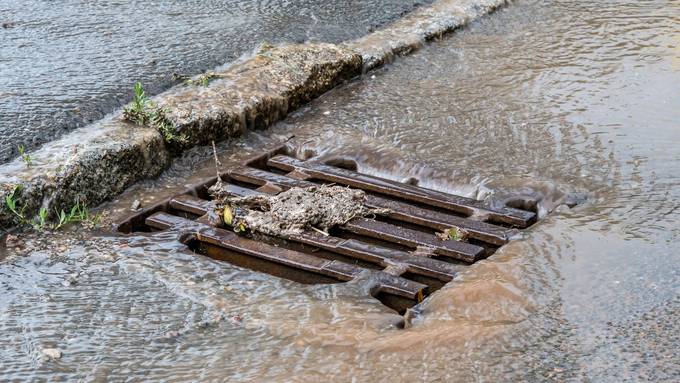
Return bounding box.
[131,200,142,211]
[41,348,62,360]
[401,176,419,186]
[5,234,24,249]
[63,274,78,286]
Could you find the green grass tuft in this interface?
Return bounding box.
[123,82,188,145]
[17,145,32,167]
[4,186,101,231]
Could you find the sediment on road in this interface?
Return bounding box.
[0,0,507,228]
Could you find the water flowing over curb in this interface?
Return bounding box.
[0,0,507,228]
[348,0,508,70]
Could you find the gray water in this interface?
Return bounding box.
[2,0,680,381]
[0,0,429,162]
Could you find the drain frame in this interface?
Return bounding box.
[117,145,538,314]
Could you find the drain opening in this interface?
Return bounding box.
[118,145,543,314]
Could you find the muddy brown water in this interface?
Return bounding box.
[2,0,680,381]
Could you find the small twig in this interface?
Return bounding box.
[212,141,224,184]
[310,226,329,236]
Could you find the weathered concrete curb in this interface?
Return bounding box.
[160,44,362,148]
[0,0,507,228]
[0,43,361,227]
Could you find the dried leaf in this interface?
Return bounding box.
[223,205,233,226]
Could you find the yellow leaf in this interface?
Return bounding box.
[223,205,233,226]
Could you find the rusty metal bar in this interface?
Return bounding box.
[169,194,214,216]
[343,218,484,263]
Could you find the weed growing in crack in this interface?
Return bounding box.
[17,145,32,167]
[123,82,188,145]
[123,82,151,125]
[53,201,101,230]
[4,186,101,231]
[37,207,48,230]
[150,106,188,145]
[5,186,27,223]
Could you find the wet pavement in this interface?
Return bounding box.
[0,0,429,163]
[2,0,680,381]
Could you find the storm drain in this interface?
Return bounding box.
[117,146,538,314]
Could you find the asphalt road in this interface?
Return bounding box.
[0,0,428,163]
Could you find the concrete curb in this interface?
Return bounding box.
[0,0,507,228]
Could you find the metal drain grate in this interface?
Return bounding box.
[117,146,538,314]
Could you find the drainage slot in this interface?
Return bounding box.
[400,271,448,291]
[186,239,339,285]
[503,196,539,214]
[329,227,415,252]
[373,291,418,316]
[324,157,359,171]
[253,234,384,271]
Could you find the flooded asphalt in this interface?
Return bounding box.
[2,0,680,381]
[0,0,429,163]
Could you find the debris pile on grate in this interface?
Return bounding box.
[117,145,539,314]
[212,184,388,237]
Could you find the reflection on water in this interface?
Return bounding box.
[2,0,680,381]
